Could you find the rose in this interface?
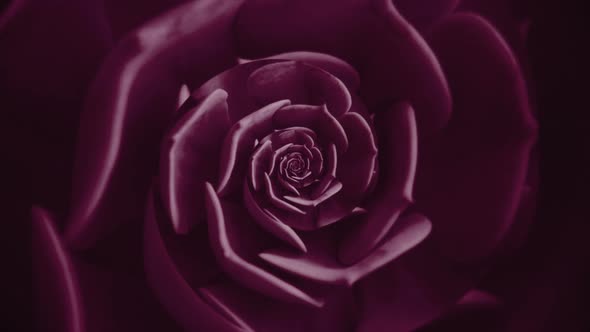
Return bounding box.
[19,0,538,331]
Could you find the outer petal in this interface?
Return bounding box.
[205,183,324,308]
[356,243,479,332]
[338,102,418,264]
[143,189,251,332]
[235,0,451,135]
[65,0,243,248]
[160,89,230,234]
[32,207,84,332]
[393,0,459,29]
[260,213,431,286]
[247,61,352,117]
[1,0,111,221]
[415,13,537,261]
[262,51,360,90]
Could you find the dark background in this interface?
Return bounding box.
[2,0,588,330]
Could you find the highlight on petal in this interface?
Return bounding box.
[205,183,324,308]
[260,213,431,286]
[263,51,360,90]
[336,112,378,203]
[243,180,307,253]
[339,102,418,264]
[247,61,352,117]
[65,0,243,248]
[273,104,349,154]
[217,99,291,196]
[160,89,230,234]
[416,13,537,261]
[32,207,84,332]
[143,189,250,332]
[235,0,451,136]
[177,84,191,109]
[393,0,459,29]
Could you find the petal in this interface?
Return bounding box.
[263,51,360,90]
[235,0,451,135]
[393,0,459,29]
[260,213,431,286]
[217,100,291,197]
[284,180,343,208]
[263,172,307,214]
[102,0,187,39]
[415,13,537,261]
[336,112,378,203]
[356,244,478,332]
[1,0,111,219]
[32,207,84,332]
[338,102,418,264]
[160,89,230,234]
[273,105,348,154]
[205,183,324,308]
[65,0,243,248]
[248,140,273,192]
[143,190,248,332]
[247,61,352,117]
[243,180,307,253]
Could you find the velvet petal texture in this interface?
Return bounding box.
[144,190,252,332]
[65,0,244,248]
[339,103,418,264]
[205,183,324,308]
[235,0,451,136]
[415,13,537,261]
[160,89,230,234]
[32,207,84,332]
[393,0,460,29]
[260,213,431,286]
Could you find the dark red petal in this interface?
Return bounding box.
[356,246,477,332]
[248,140,272,192]
[260,213,431,286]
[284,180,343,208]
[204,183,324,307]
[248,61,352,117]
[243,180,307,253]
[274,105,348,154]
[65,0,242,248]
[143,190,248,332]
[235,0,451,136]
[217,100,291,196]
[263,172,307,214]
[338,103,418,264]
[336,112,378,203]
[263,51,360,90]
[415,13,537,261]
[160,89,230,234]
[393,0,459,29]
[32,207,84,332]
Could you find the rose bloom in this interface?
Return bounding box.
[12,0,537,331]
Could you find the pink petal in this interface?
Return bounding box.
[143,190,248,332]
[393,0,459,29]
[263,51,360,90]
[274,105,348,154]
[235,0,451,136]
[65,0,242,248]
[248,140,273,192]
[338,102,418,264]
[336,112,378,203]
[243,180,307,253]
[247,61,352,117]
[217,100,291,197]
[33,207,84,332]
[205,183,324,308]
[160,89,230,234]
[260,213,431,286]
[415,13,537,261]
